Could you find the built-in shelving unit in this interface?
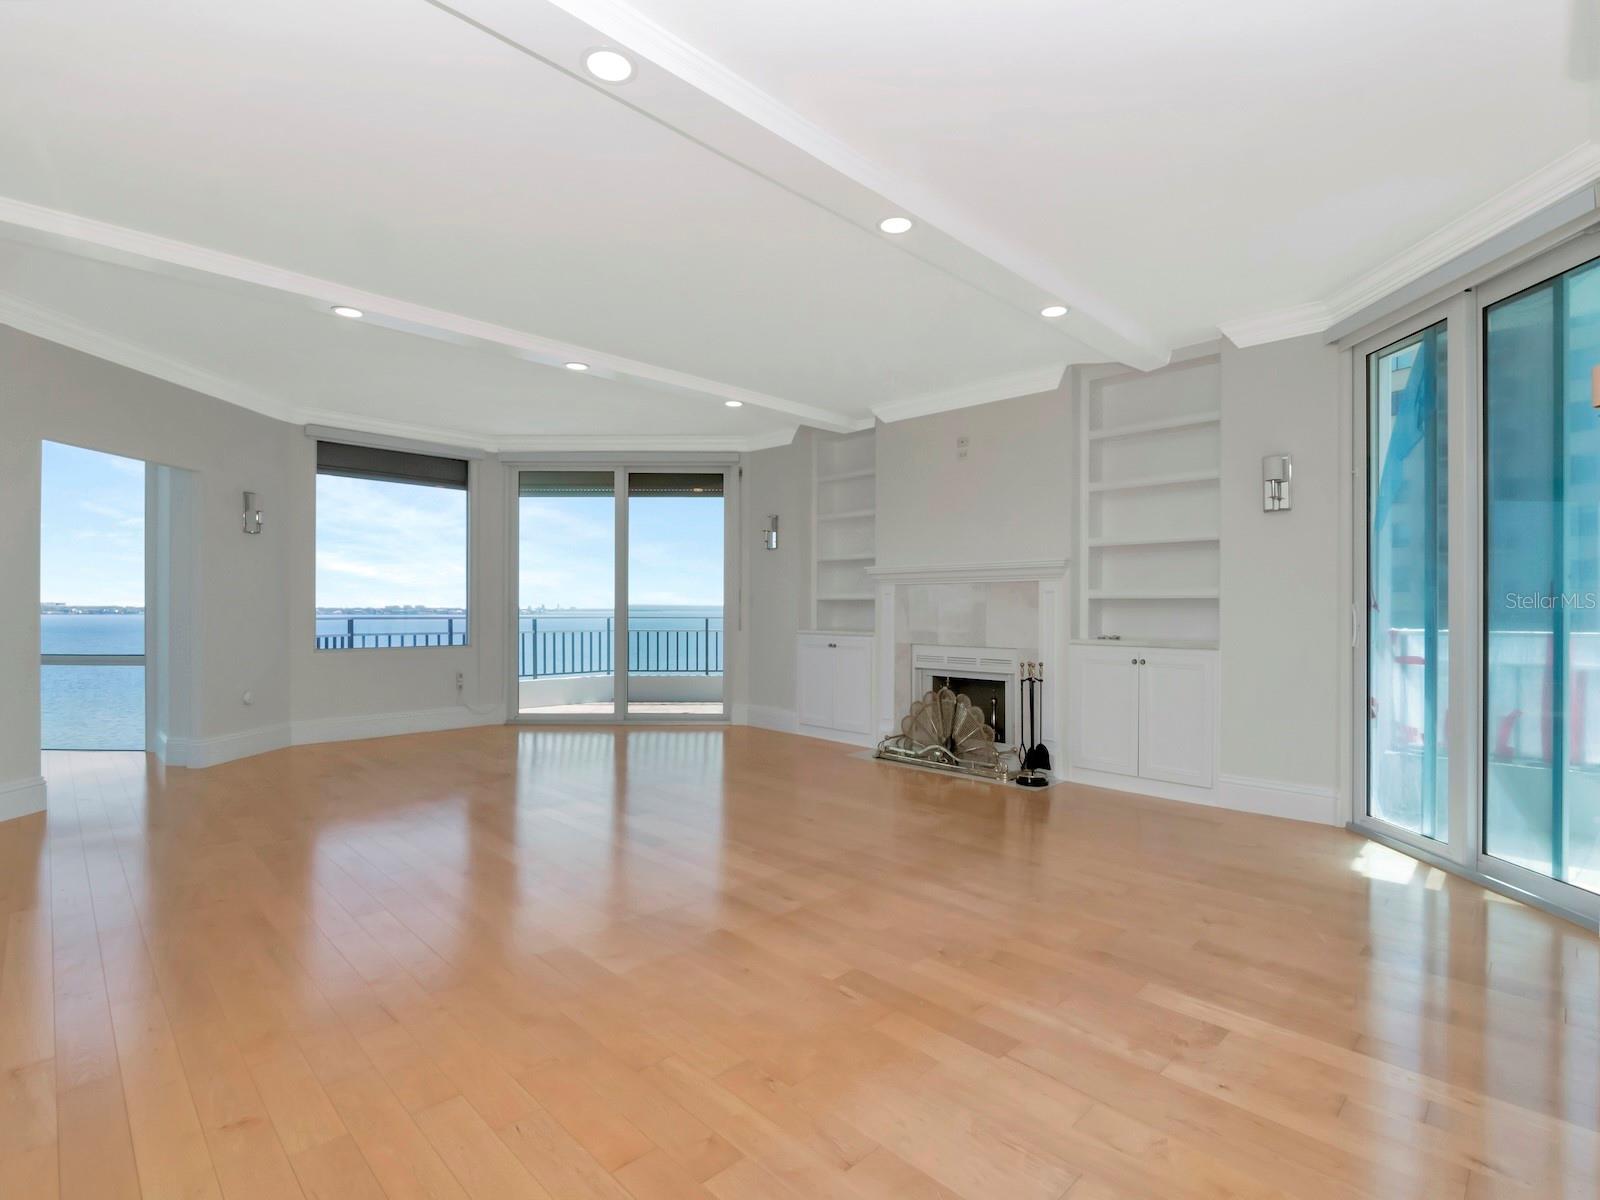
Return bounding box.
[812,429,876,633]
[1077,353,1221,647]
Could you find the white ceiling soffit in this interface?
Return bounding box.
[0,235,798,452]
[0,195,850,433]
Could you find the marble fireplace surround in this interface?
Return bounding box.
[866,560,1070,756]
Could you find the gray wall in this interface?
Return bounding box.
[1218,334,1343,790]
[875,386,1073,570]
[735,430,812,716]
[1,326,293,791]
[1,324,514,801]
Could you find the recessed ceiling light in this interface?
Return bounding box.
[584,49,634,83]
[564,361,589,371]
[1040,304,1069,318]
[878,216,914,235]
[330,305,364,319]
[724,400,744,408]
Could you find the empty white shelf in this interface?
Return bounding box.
[817,593,875,602]
[818,507,876,521]
[1087,534,1221,548]
[816,467,876,483]
[817,553,876,564]
[1087,589,1220,601]
[1087,411,1221,441]
[1088,470,1221,494]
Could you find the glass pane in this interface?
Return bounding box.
[626,472,724,717]
[518,470,616,715]
[1368,322,1448,839]
[40,441,146,751]
[40,665,145,750]
[1484,257,1600,894]
[314,473,468,649]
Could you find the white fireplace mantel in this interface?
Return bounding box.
[871,559,1070,756]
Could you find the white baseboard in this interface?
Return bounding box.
[795,722,878,749]
[739,704,797,733]
[161,704,508,769]
[289,704,506,747]
[165,723,291,769]
[0,775,47,822]
[1065,767,1341,826]
[1216,773,1342,826]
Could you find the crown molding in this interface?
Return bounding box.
[526,0,1168,371]
[1221,141,1600,347]
[0,194,859,431]
[1217,303,1334,349]
[871,363,1067,425]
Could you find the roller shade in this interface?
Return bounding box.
[627,472,724,497]
[317,441,468,490]
[518,470,616,497]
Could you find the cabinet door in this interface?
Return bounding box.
[830,638,874,734]
[1138,652,1215,787]
[796,639,835,728]
[1071,649,1140,776]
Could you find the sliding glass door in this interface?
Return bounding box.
[625,473,725,717]
[1483,249,1600,897]
[1367,321,1450,841]
[1356,235,1600,921]
[513,465,730,722]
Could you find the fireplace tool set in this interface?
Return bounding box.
[875,662,1051,787]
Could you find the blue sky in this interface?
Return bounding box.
[42,444,724,611]
[40,441,145,607]
[520,494,724,610]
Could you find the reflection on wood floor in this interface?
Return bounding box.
[1,726,1596,1199]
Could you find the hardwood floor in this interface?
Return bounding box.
[1,726,1596,1199]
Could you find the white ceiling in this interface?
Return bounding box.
[1,0,1595,448]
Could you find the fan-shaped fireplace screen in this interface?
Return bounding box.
[876,686,1021,780]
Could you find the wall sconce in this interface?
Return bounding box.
[762,515,779,550]
[1262,454,1292,512]
[242,491,264,535]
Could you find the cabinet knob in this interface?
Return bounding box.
[1139,658,1147,665]
[828,642,837,648]
[1130,657,1137,664]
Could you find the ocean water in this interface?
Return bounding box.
[41,608,724,751]
[41,612,145,751]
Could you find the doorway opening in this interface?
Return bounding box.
[39,441,147,751]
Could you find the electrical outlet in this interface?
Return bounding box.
[956,435,970,461]
[455,671,464,692]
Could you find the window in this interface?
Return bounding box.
[314,441,469,650]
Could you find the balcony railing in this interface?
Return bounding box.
[519,616,723,679]
[313,613,722,679]
[314,616,468,651]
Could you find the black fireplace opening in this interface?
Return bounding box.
[931,675,1006,743]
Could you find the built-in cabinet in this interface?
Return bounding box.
[1068,643,1215,788]
[796,632,874,742]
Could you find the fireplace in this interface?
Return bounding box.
[930,675,1006,743]
[911,644,1021,750]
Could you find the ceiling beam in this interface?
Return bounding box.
[443,0,1170,372]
